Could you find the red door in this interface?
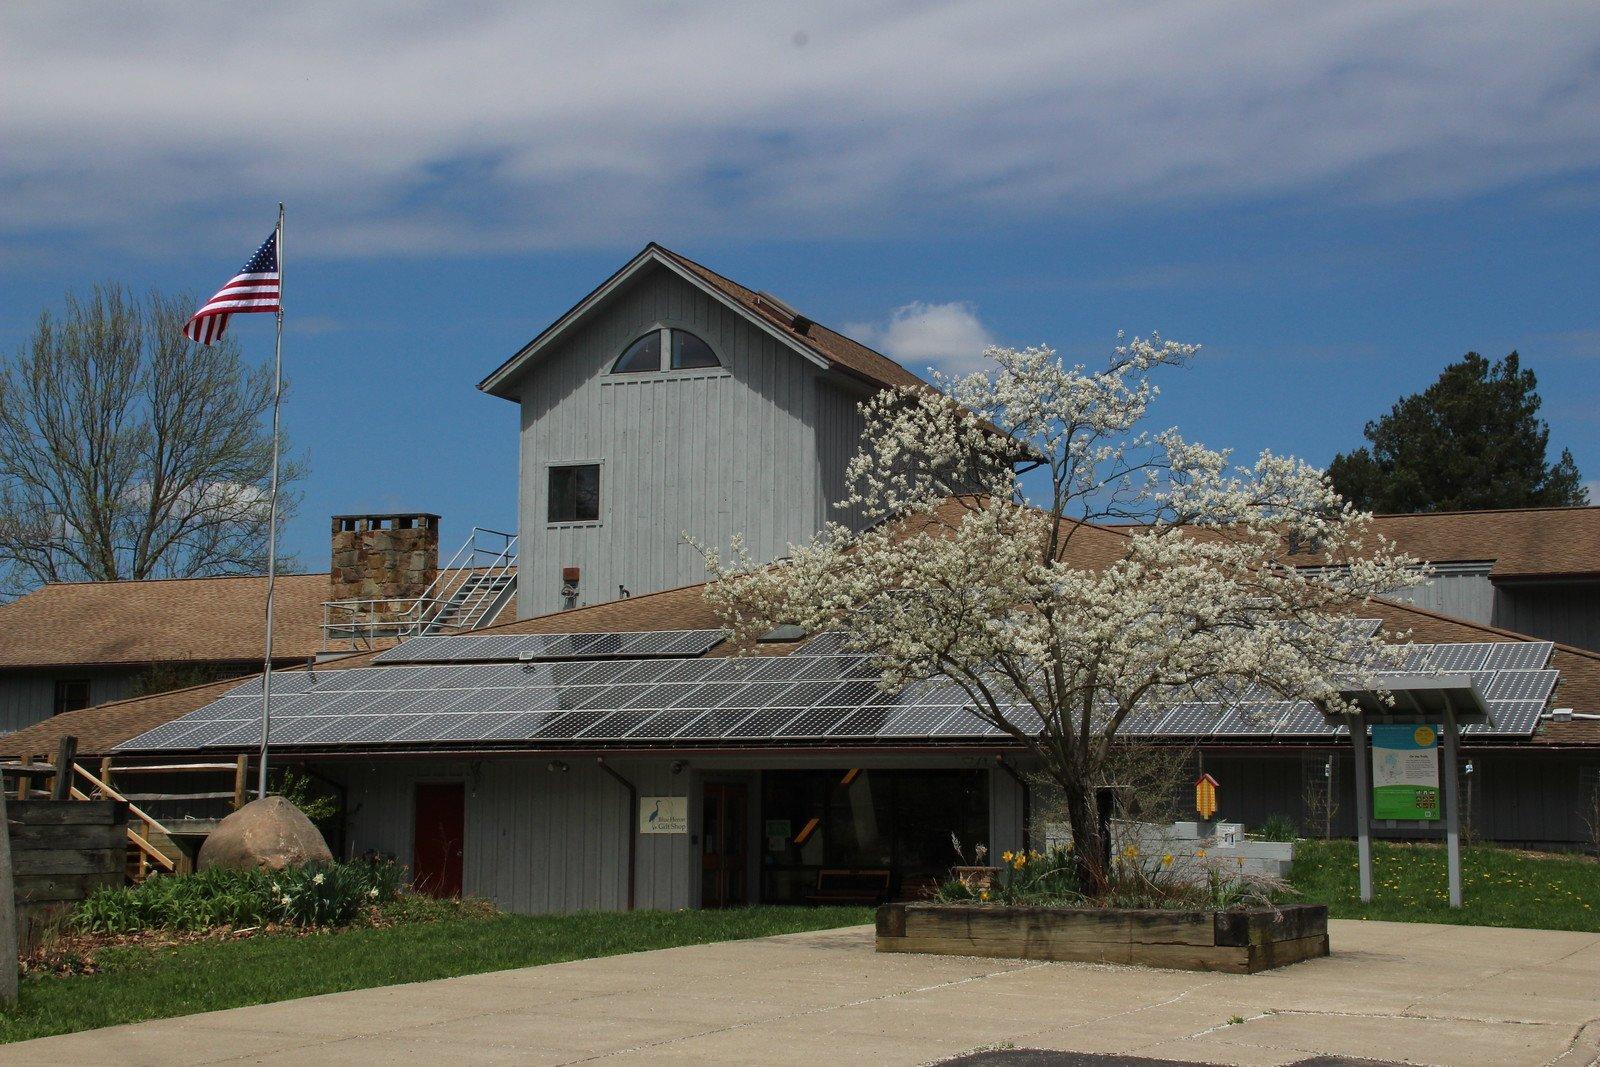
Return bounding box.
[413,782,465,898]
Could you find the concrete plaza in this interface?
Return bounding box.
[2,918,1596,1065]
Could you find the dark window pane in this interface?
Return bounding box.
[670,330,720,369]
[547,464,600,522]
[53,679,90,716]
[612,331,662,373]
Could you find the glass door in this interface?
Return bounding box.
[701,783,748,907]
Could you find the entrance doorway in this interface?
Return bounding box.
[413,781,465,898]
[701,783,748,908]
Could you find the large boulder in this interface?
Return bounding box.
[198,796,333,872]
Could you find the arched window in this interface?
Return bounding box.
[611,328,720,373]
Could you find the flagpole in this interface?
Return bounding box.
[257,202,285,801]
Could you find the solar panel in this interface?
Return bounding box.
[795,631,853,655]
[118,622,1568,754]
[775,708,852,737]
[880,707,958,736]
[1212,704,1289,736]
[827,708,895,736]
[372,629,726,664]
[655,658,723,685]
[725,709,804,738]
[483,712,563,740]
[1481,642,1554,671]
[625,710,702,738]
[1157,703,1222,735]
[1481,670,1558,703]
[568,683,650,712]
[676,709,760,739]
[1468,700,1545,737]
[327,715,408,745]
[576,710,649,739]
[1275,704,1336,736]
[1118,710,1167,736]
[930,708,988,736]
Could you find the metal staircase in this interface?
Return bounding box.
[322,527,517,648]
[423,571,517,634]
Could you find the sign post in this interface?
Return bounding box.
[1336,674,1482,910]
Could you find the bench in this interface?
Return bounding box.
[806,867,891,906]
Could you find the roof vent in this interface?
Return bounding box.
[758,623,808,643]
[755,291,805,329]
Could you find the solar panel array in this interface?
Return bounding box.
[372,629,726,664]
[116,636,1559,753]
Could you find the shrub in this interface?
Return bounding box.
[930,842,1291,912]
[1256,814,1298,842]
[71,859,403,934]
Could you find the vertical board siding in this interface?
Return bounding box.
[1493,583,1600,654]
[334,757,692,914]
[988,769,1025,858]
[1183,750,1593,846]
[1387,573,1496,624]
[0,667,138,735]
[511,265,867,618]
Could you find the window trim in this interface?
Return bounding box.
[546,460,604,528]
[608,323,724,376]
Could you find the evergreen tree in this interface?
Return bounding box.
[1328,352,1587,513]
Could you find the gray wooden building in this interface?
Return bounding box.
[478,244,926,618]
[3,244,1598,917]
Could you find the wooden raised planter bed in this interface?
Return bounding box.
[875,902,1328,974]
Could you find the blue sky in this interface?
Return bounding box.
[2,3,1596,571]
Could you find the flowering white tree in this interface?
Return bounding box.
[702,337,1423,894]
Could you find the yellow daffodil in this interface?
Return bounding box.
[1161,854,1173,866]
[1001,851,1014,862]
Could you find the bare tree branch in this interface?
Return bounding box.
[0,284,302,599]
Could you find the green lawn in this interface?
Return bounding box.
[1288,838,1600,931]
[0,905,872,1045]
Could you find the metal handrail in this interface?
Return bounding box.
[321,526,517,646]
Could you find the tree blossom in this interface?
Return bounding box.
[700,336,1423,893]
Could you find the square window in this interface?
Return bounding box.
[53,679,91,716]
[548,464,600,523]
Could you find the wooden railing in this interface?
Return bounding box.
[69,763,177,879]
[3,737,251,883]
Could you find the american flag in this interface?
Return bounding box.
[183,228,281,345]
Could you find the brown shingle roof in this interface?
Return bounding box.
[653,246,929,393]
[0,572,338,670]
[1367,506,1600,580]
[479,243,932,401]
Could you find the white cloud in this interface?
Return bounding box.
[2,3,1599,258]
[849,302,996,377]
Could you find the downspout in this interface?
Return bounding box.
[596,758,637,911]
[993,756,1031,853]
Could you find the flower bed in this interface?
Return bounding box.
[875,901,1328,973]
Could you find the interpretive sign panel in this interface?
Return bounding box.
[1371,724,1441,820]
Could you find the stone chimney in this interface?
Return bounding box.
[329,513,440,613]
